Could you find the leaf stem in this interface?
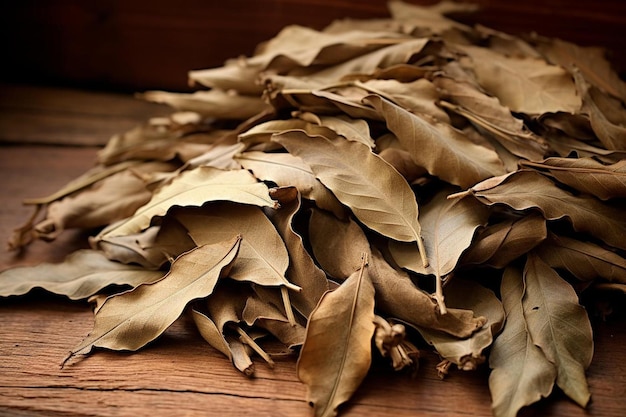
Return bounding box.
[235,325,275,368]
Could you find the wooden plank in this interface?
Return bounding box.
[0,84,170,146]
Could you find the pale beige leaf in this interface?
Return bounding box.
[242,294,306,349]
[387,0,475,35]
[0,250,163,300]
[460,45,582,114]
[172,203,299,291]
[96,226,170,269]
[362,78,450,123]
[192,308,254,376]
[98,166,276,239]
[188,59,265,95]
[235,150,346,218]
[365,94,506,188]
[274,130,428,265]
[535,232,626,284]
[68,236,241,359]
[267,187,329,318]
[466,170,626,251]
[140,90,271,120]
[416,278,505,370]
[389,187,489,278]
[534,36,626,103]
[297,259,375,417]
[489,267,557,417]
[435,76,548,161]
[522,157,626,200]
[462,213,547,268]
[523,253,593,407]
[315,114,376,148]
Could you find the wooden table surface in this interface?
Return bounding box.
[0,84,625,417]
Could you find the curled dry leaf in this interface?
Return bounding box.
[66,236,241,362]
[297,256,375,417]
[0,250,163,300]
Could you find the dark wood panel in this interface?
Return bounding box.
[1,0,624,92]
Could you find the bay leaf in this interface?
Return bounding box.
[308,209,486,338]
[67,236,241,360]
[387,0,475,35]
[139,89,271,120]
[488,267,557,417]
[522,253,593,407]
[416,278,505,370]
[365,94,506,188]
[0,249,163,300]
[192,307,254,376]
[521,157,626,200]
[534,36,626,103]
[534,232,626,284]
[388,187,489,311]
[274,130,428,266]
[267,187,329,318]
[434,76,548,161]
[235,150,346,218]
[297,257,375,417]
[172,203,299,292]
[242,294,306,349]
[461,213,547,268]
[188,58,265,95]
[97,166,276,239]
[96,226,169,269]
[459,45,582,114]
[464,170,626,251]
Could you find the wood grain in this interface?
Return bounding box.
[1,85,625,416]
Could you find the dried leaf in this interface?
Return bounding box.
[523,253,593,407]
[365,94,506,188]
[140,90,271,120]
[274,130,428,266]
[98,166,276,239]
[464,170,626,251]
[459,45,582,114]
[521,157,626,200]
[172,203,299,292]
[535,232,626,284]
[0,250,163,300]
[267,187,329,318]
[489,267,557,417]
[297,257,375,417]
[388,187,489,311]
[235,150,346,218]
[416,278,504,370]
[242,294,306,349]
[462,213,547,268]
[67,236,241,360]
[309,209,486,338]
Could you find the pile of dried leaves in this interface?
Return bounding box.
[2,1,626,416]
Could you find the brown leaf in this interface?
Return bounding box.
[297,256,375,417]
[465,170,626,251]
[0,250,163,300]
[388,187,490,311]
[459,45,582,114]
[416,278,504,371]
[97,166,276,239]
[242,293,306,349]
[274,130,428,266]
[308,209,486,338]
[67,236,241,360]
[489,267,557,417]
[521,157,626,200]
[461,213,547,268]
[365,94,506,188]
[534,232,626,284]
[235,150,347,219]
[522,253,593,407]
[267,187,329,318]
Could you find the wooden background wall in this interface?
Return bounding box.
[1,0,625,93]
